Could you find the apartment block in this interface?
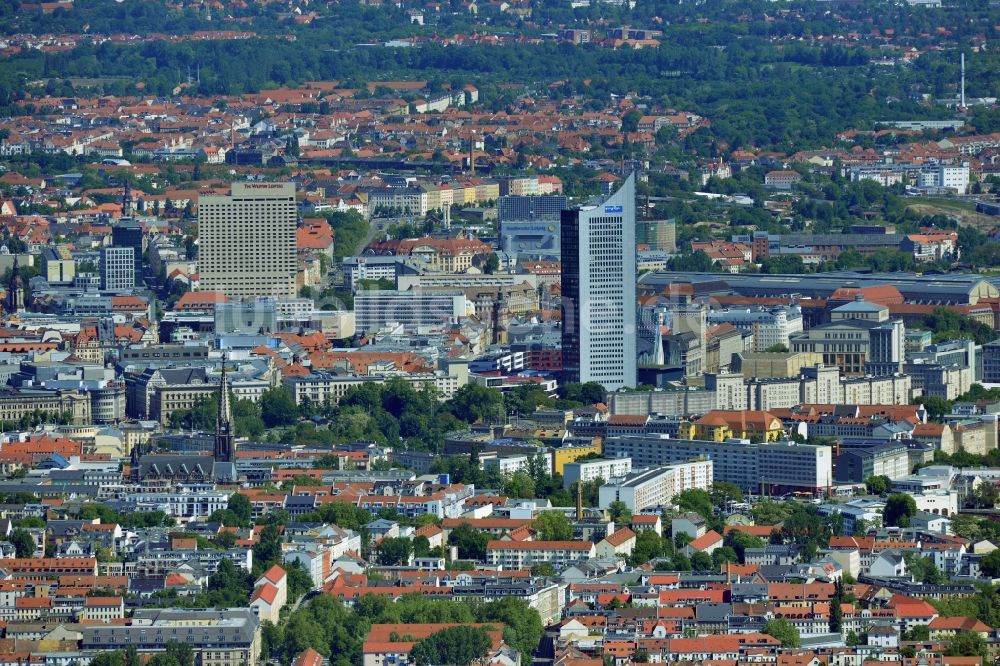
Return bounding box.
[486,540,596,569]
[562,457,633,489]
[81,608,261,666]
[598,460,713,513]
[604,435,833,495]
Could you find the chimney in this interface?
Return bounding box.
[961,52,966,109]
[576,480,583,521]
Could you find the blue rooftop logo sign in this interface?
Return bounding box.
[604,205,623,214]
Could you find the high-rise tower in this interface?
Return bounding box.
[112,180,144,288]
[560,174,637,390]
[198,182,297,299]
[213,357,236,463]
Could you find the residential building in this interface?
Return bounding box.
[250,565,287,624]
[598,461,713,513]
[80,608,261,666]
[596,527,637,559]
[604,435,833,495]
[562,458,633,489]
[486,540,596,570]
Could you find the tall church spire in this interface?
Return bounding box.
[214,354,235,463]
[122,180,132,217]
[6,255,25,314]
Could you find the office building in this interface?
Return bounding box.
[598,460,713,513]
[354,289,468,333]
[636,219,676,252]
[214,301,278,335]
[866,320,906,376]
[498,195,568,223]
[100,246,136,291]
[604,435,833,495]
[834,441,911,484]
[112,217,145,288]
[40,248,75,285]
[983,339,1000,383]
[198,182,297,299]
[500,221,562,260]
[707,305,803,352]
[560,175,637,390]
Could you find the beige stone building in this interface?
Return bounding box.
[738,351,825,378]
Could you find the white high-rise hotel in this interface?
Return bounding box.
[198,182,297,300]
[560,175,637,390]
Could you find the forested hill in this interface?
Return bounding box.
[0,0,998,151]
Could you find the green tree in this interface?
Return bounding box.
[124,647,141,666]
[691,551,713,571]
[504,471,536,499]
[674,489,714,519]
[449,523,489,561]
[967,482,1000,509]
[830,580,844,634]
[446,384,504,423]
[670,552,692,571]
[253,524,283,572]
[530,562,556,576]
[377,537,412,566]
[9,528,35,558]
[944,631,990,662]
[164,641,194,666]
[712,546,739,569]
[724,530,766,561]
[89,653,125,666]
[228,492,253,525]
[412,535,432,558]
[884,493,917,528]
[710,482,744,508]
[533,512,572,541]
[980,549,1000,578]
[559,382,606,405]
[473,597,543,659]
[903,626,930,641]
[630,530,667,567]
[762,618,801,647]
[864,475,891,495]
[260,387,299,428]
[607,501,632,525]
[410,626,493,666]
[905,553,945,584]
[621,109,642,134]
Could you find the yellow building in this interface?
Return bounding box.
[552,440,602,475]
[689,410,784,442]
